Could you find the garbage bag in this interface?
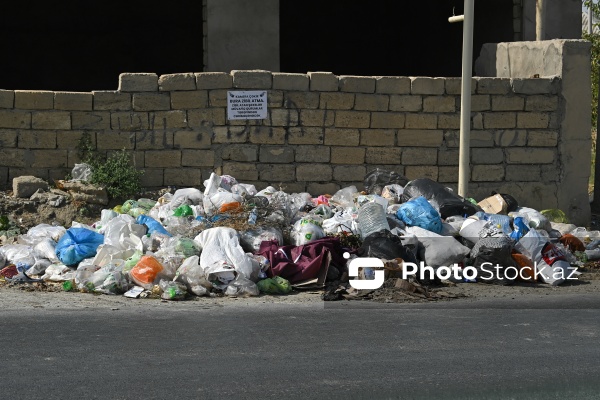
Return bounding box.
[0,244,35,268]
[364,168,408,195]
[195,227,260,281]
[172,188,203,205]
[33,238,59,262]
[26,224,67,243]
[322,210,359,235]
[239,227,284,253]
[159,279,188,300]
[257,276,292,294]
[136,215,172,237]
[509,207,551,232]
[397,196,443,234]
[129,255,167,289]
[359,230,418,264]
[174,256,211,296]
[291,217,325,246]
[406,226,470,267]
[401,178,480,219]
[329,186,358,208]
[471,239,516,285]
[540,209,569,224]
[225,275,259,297]
[55,228,104,266]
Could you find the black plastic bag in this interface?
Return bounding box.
[401,178,480,219]
[364,168,408,195]
[471,238,516,286]
[492,191,519,212]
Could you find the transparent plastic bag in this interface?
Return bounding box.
[159,279,187,300]
[330,186,358,209]
[71,163,92,181]
[239,227,284,253]
[174,255,211,296]
[225,275,259,297]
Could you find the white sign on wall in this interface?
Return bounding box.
[227,90,268,120]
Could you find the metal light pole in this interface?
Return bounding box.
[449,0,475,198]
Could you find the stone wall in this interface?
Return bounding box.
[0,67,579,220]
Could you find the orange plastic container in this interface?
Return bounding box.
[129,255,164,289]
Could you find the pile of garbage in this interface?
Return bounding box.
[0,168,596,301]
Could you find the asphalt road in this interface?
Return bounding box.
[1,296,600,400]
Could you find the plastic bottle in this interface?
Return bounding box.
[248,208,258,225]
[358,202,390,239]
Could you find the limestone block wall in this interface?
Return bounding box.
[0,69,579,222]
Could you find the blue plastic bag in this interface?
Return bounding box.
[509,217,529,242]
[396,196,442,234]
[55,227,104,266]
[136,215,172,237]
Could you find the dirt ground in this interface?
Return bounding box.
[1,188,600,307]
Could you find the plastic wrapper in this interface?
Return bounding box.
[159,279,188,300]
[356,194,388,210]
[162,216,194,236]
[225,275,259,297]
[570,227,600,243]
[27,258,52,276]
[329,186,358,209]
[291,217,325,246]
[173,205,194,217]
[550,222,577,236]
[240,227,284,253]
[231,183,258,198]
[219,175,238,191]
[364,168,408,195]
[41,264,74,282]
[204,260,236,286]
[402,178,480,219]
[173,255,211,296]
[71,163,92,181]
[397,196,442,234]
[509,217,530,242]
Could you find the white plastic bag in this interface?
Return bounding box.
[322,210,358,235]
[291,217,325,245]
[231,183,258,197]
